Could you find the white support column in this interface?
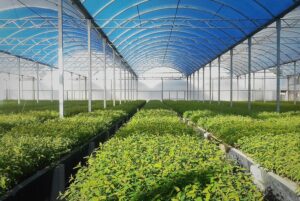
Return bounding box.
[202,67,205,102]
[32,76,35,100]
[21,75,24,100]
[197,70,200,101]
[36,63,39,103]
[161,77,163,102]
[248,37,252,111]
[218,56,221,104]
[136,77,138,100]
[209,62,212,104]
[186,76,189,100]
[124,68,126,102]
[84,76,87,100]
[237,76,239,101]
[113,52,116,106]
[78,75,81,100]
[17,58,21,104]
[294,62,297,105]
[70,72,73,100]
[51,68,54,102]
[127,71,130,101]
[58,0,64,117]
[263,69,266,103]
[230,49,233,107]
[87,19,92,112]
[252,72,255,101]
[192,73,195,100]
[130,72,133,100]
[119,66,122,105]
[103,38,107,109]
[276,19,281,113]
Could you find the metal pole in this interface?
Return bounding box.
[51,68,53,102]
[193,73,195,100]
[17,58,21,104]
[287,75,289,101]
[263,69,266,103]
[294,62,297,105]
[124,68,126,102]
[237,76,239,101]
[78,75,81,100]
[276,19,281,113]
[32,76,35,100]
[202,67,205,102]
[161,77,163,102]
[186,76,189,100]
[8,73,10,100]
[218,57,221,104]
[21,75,24,100]
[113,51,116,106]
[84,77,87,100]
[209,62,212,104]
[119,67,122,104]
[87,19,92,112]
[197,70,200,101]
[103,38,107,109]
[136,77,138,100]
[127,71,130,101]
[58,0,64,117]
[71,72,73,100]
[230,49,233,107]
[253,72,255,101]
[248,37,252,111]
[36,63,39,103]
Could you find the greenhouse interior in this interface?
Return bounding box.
[0,0,300,201]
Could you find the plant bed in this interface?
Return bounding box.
[0,101,145,201]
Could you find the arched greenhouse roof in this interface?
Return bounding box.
[0,0,299,76]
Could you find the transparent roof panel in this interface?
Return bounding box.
[81,0,299,75]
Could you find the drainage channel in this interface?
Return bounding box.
[183,118,300,201]
[0,105,144,201]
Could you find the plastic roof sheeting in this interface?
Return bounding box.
[80,0,299,75]
[0,0,299,77]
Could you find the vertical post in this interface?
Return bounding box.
[186,76,189,100]
[294,62,297,105]
[70,72,73,100]
[202,67,205,102]
[32,76,35,100]
[51,68,54,102]
[218,56,221,104]
[87,19,92,112]
[237,76,239,101]
[17,58,21,104]
[113,51,116,106]
[276,19,281,113]
[209,62,212,104]
[197,70,200,101]
[230,49,233,107]
[124,68,126,102]
[252,72,255,101]
[119,67,122,104]
[84,77,87,100]
[36,63,39,103]
[21,75,24,100]
[130,73,133,100]
[58,0,64,117]
[103,38,107,109]
[127,71,130,101]
[287,75,289,101]
[78,75,81,100]
[248,37,252,111]
[136,77,138,100]
[263,69,266,102]
[192,73,195,100]
[161,77,163,102]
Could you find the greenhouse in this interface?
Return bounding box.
[0,0,299,200]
